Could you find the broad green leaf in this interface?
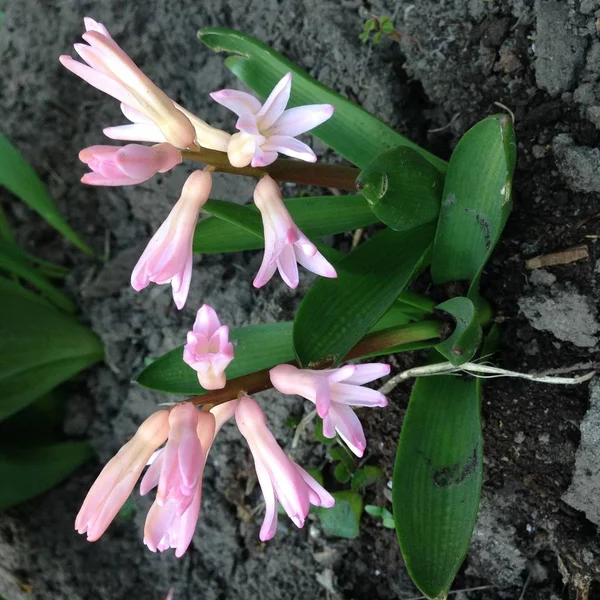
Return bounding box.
[197,29,446,172]
[136,322,294,394]
[315,490,363,538]
[333,462,352,483]
[0,238,74,312]
[0,441,93,510]
[434,297,482,366]
[0,276,103,421]
[356,146,444,231]
[0,135,93,255]
[393,373,482,599]
[294,223,434,367]
[431,115,516,287]
[194,195,379,254]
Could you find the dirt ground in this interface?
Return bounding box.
[0,0,599,599]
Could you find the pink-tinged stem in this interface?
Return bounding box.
[181,147,359,191]
[191,320,442,409]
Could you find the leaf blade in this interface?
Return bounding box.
[0,134,93,255]
[393,373,482,598]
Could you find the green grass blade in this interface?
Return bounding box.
[393,373,483,598]
[431,115,516,287]
[0,441,93,509]
[197,28,446,172]
[0,276,104,420]
[0,134,93,255]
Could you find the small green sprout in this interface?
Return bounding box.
[365,504,395,529]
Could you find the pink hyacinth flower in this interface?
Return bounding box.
[75,410,170,542]
[253,175,337,289]
[183,304,234,390]
[270,363,390,457]
[140,401,238,557]
[210,72,334,168]
[131,169,212,310]
[235,395,334,541]
[60,17,195,148]
[141,403,214,558]
[79,142,181,186]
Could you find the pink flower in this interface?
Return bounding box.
[79,143,181,186]
[235,395,334,541]
[252,175,337,288]
[270,363,391,457]
[60,17,195,148]
[210,72,334,168]
[140,401,238,557]
[183,305,234,390]
[75,410,170,542]
[131,169,212,310]
[104,102,231,153]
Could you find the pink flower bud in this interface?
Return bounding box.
[252,175,337,289]
[270,363,390,457]
[75,410,170,542]
[131,170,212,310]
[60,17,195,148]
[79,143,181,186]
[211,72,334,168]
[183,305,235,390]
[235,396,334,541]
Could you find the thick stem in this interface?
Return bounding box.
[181,148,359,191]
[191,320,441,409]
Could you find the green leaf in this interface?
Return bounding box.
[194,195,379,254]
[434,297,482,366]
[356,146,444,231]
[382,516,396,529]
[136,322,294,394]
[333,462,352,483]
[431,115,516,288]
[0,238,75,312]
[315,490,363,538]
[393,373,482,599]
[365,504,384,517]
[0,134,93,255]
[0,276,104,421]
[0,441,93,510]
[197,29,446,172]
[364,18,377,32]
[351,465,383,490]
[294,223,434,367]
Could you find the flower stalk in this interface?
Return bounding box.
[190,320,442,409]
[181,147,359,190]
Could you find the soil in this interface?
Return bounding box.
[1,1,599,600]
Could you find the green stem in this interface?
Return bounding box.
[191,320,441,409]
[182,148,359,191]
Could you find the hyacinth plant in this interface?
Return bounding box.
[54,17,593,600]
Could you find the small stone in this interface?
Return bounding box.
[515,431,526,444]
[553,133,600,193]
[498,48,522,74]
[529,269,556,286]
[538,433,550,444]
[532,144,547,158]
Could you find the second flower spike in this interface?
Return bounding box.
[253,175,337,289]
[131,170,212,310]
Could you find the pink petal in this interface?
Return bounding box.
[193,304,222,337]
[170,252,193,310]
[256,72,292,130]
[103,123,167,143]
[262,136,316,162]
[59,55,138,108]
[328,404,366,458]
[209,89,262,117]
[330,383,388,408]
[250,147,278,168]
[276,244,299,289]
[294,464,335,508]
[81,172,143,186]
[254,458,279,541]
[235,114,261,136]
[294,247,337,279]
[120,102,154,124]
[343,363,391,385]
[83,17,113,39]
[268,104,334,137]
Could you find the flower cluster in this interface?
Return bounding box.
[61,17,337,308]
[65,18,392,558]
